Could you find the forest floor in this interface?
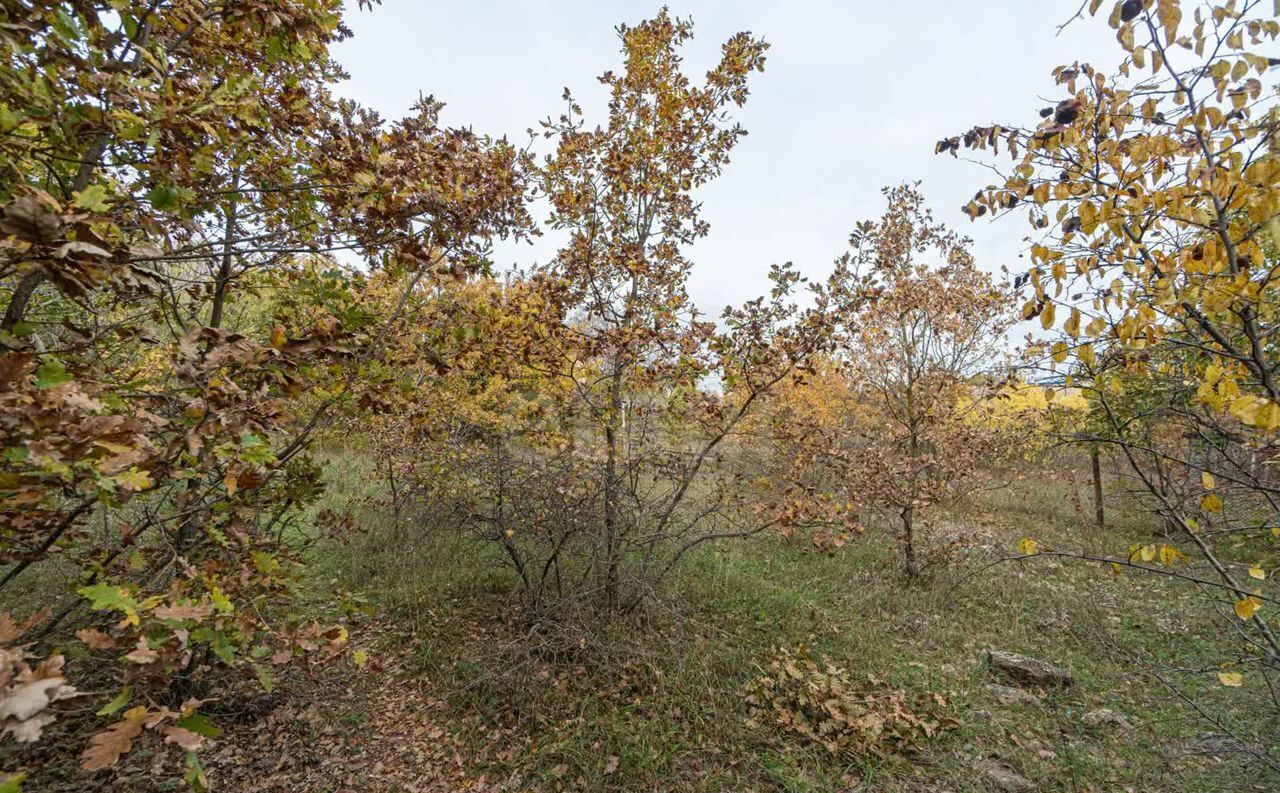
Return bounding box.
[99,457,1280,791]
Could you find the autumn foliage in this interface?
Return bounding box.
[3,0,1280,788]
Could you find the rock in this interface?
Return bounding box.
[1166,733,1265,759]
[987,650,1074,689]
[976,759,1036,792]
[986,683,1040,706]
[1081,707,1130,730]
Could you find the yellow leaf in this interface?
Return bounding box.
[1234,596,1262,621]
[1256,400,1280,432]
[1018,538,1039,555]
[224,472,238,496]
[1230,395,1263,425]
[1158,544,1179,567]
[1249,566,1266,581]
[1079,343,1096,366]
[1064,308,1081,338]
[1040,302,1056,330]
[1202,492,1223,513]
[353,649,368,668]
[1139,544,1156,562]
[1201,471,1215,490]
[1217,671,1244,687]
[114,468,152,493]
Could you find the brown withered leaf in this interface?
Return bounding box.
[75,628,116,650]
[162,725,206,751]
[81,706,149,770]
[153,602,214,622]
[0,613,20,644]
[124,637,159,665]
[1,194,63,243]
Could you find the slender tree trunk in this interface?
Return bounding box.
[1091,444,1105,529]
[176,183,239,554]
[901,505,918,578]
[602,366,623,611]
[208,169,240,329]
[2,135,113,336]
[1,273,46,335]
[903,421,921,579]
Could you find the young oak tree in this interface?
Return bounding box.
[0,1,532,784]
[784,186,1015,577]
[440,10,837,618]
[535,10,771,611]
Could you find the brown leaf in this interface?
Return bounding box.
[3,711,56,743]
[153,602,214,622]
[162,725,206,751]
[1,194,63,243]
[0,613,19,644]
[76,628,116,650]
[81,706,149,771]
[124,637,159,665]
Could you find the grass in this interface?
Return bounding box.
[307,455,1280,792]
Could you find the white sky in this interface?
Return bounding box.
[332,1,1119,316]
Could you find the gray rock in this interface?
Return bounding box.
[1166,733,1265,759]
[986,683,1041,706]
[1081,707,1131,730]
[976,759,1036,792]
[987,650,1074,688]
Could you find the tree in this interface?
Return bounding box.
[534,10,771,610]
[346,11,839,623]
[944,0,1280,743]
[802,186,1015,577]
[0,1,532,783]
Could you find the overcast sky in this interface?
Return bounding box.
[332,1,1119,316]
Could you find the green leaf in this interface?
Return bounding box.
[72,184,111,213]
[251,550,281,575]
[78,583,141,626]
[96,685,133,716]
[184,751,208,792]
[238,433,276,466]
[35,357,72,388]
[253,663,275,694]
[146,185,182,211]
[175,712,221,739]
[209,586,233,615]
[0,772,26,793]
[210,630,234,664]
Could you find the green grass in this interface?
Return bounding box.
[311,458,1280,792]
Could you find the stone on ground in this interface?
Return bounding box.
[976,759,1036,792]
[986,650,1074,689]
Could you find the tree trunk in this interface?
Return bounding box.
[1091,445,1105,530]
[901,506,918,578]
[602,371,622,611]
[176,183,239,554]
[2,135,112,336]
